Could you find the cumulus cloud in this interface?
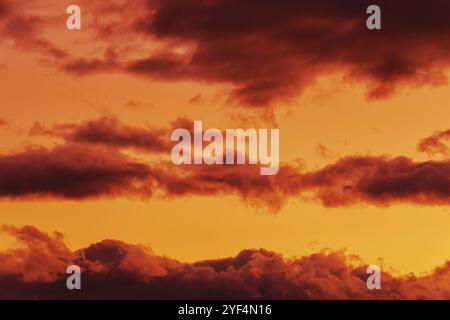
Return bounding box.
[0,225,72,283]
[0,225,449,299]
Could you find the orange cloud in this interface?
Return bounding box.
[0,225,72,283]
[0,144,152,200]
[0,145,449,211]
[0,119,447,209]
[290,156,450,207]
[0,1,68,60]
[0,225,449,299]
[60,0,450,106]
[4,1,450,107]
[152,156,450,211]
[418,129,450,157]
[30,116,172,153]
[2,116,450,212]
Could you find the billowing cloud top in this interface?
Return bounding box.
[0,225,449,299]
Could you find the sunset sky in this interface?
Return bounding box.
[0,0,449,299]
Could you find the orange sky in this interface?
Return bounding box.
[0,0,449,279]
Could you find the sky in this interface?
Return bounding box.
[0,0,449,299]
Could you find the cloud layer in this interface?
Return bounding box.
[0,225,449,299]
[86,0,450,105]
[2,118,450,210]
[0,139,448,211]
[4,0,450,106]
